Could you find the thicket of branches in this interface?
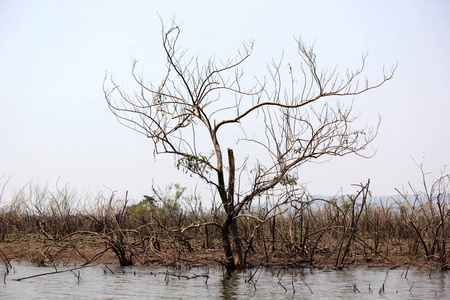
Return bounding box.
[0,165,448,270]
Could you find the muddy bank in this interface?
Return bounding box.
[0,235,444,270]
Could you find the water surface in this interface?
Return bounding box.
[1,262,448,299]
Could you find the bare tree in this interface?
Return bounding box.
[104,22,396,270]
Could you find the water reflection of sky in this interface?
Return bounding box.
[2,263,449,299]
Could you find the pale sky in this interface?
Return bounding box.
[1,0,449,203]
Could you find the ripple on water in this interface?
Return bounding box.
[1,262,449,299]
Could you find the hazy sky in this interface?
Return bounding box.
[1,0,449,203]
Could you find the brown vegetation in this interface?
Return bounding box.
[1,167,449,271]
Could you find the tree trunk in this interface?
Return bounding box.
[221,216,244,271]
[219,148,244,271]
[230,217,243,268]
[221,224,235,270]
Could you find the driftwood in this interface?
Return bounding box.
[13,264,95,281]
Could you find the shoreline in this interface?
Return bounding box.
[1,239,447,271]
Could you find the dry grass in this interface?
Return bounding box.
[0,175,449,270]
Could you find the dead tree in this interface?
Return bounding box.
[104,21,396,270]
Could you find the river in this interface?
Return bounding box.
[1,262,448,299]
